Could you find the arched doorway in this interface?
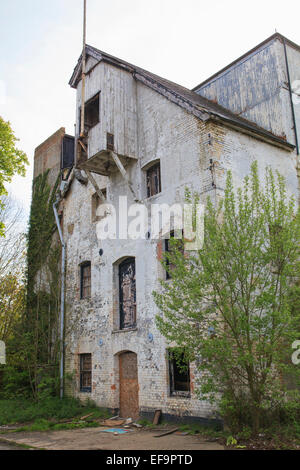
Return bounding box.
[119,351,139,419]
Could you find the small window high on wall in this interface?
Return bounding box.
[81,93,100,131]
[146,162,161,198]
[80,354,92,393]
[80,262,91,299]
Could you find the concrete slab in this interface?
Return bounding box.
[0,427,224,450]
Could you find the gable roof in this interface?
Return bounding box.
[69,45,294,151]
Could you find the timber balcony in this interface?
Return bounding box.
[76,134,138,177]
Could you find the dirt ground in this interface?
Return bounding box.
[0,427,224,450]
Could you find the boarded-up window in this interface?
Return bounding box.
[147,162,161,198]
[119,258,136,329]
[165,230,184,280]
[168,349,190,397]
[80,354,92,393]
[80,262,91,299]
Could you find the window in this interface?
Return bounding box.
[106,133,114,151]
[168,349,190,397]
[147,162,161,198]
[61,135,75,170]
[92,189,107,222]
[119,258,136,330]
[165,230,184,280]
[81,93,100,131]
[80,354,92,393]
[80,262,91,299]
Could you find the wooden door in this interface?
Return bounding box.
[119,352,139,419]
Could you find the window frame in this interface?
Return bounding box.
[79,353,92,393]
[80,261,91,299]
[168,349,191,398]
[146,162,161,198]
[79,92,100,132]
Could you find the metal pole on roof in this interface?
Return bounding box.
[80,0,87,137]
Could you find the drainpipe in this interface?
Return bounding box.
[283,39,299,155]
[53,200,66,399]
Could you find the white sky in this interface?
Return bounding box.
[0,0,299,222]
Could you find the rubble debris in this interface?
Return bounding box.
[103,419,125,427]
[153,410,162,425]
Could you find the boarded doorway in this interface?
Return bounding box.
[119,352,139,419]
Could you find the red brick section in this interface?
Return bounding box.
[34,127,65,179]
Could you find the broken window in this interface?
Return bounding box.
[80,262,91,299]
[119,258,136,330]
[168,349,190,397]
[165,230,184,280]
[91,189,107,222]
[80,354,92,393]
[81,93,100,131]
[147,162,161,198]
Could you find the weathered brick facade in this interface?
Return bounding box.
[32,33,299,424]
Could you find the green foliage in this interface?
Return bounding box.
[0,274,25,343]
[1,170,61,400]
[154,162,300,434]
[0,397,110,426]
[0,117,28,235]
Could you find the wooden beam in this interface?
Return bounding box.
[85,170,107,203]
[110,151,140,202]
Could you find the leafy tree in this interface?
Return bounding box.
[0,194,26,277]
[0,274,25,343]
[0,117,28,235]
[154,162,300,434]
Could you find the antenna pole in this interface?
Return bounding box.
[80,0,87,137]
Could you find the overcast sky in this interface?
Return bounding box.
[0,0,299,222]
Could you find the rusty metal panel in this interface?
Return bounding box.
[119,258,136,329]
[119,352,139,419]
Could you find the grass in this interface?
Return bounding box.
[0,397,111,429]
